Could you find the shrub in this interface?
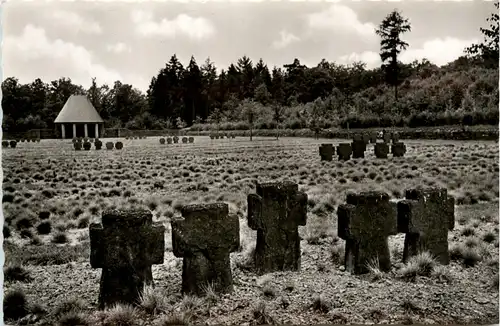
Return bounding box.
[4,225,11,238]
[311,294,330,313]
[39,211,50,219]
[139,285,167,315]
[399,252,437,280]
[4,263,32,282]
[4,289,28,320]
[15,216,34,230]
[102,304,140,326]
[53,298,86,318]
[37,220,52,235]
[58,312,90,326]
[52,231,69,244]
[483,231,497,243]
[77,216,90,229]
[252,301,275,325]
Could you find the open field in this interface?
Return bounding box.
[2,136,499,325]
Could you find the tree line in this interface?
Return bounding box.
[2,4,498,134]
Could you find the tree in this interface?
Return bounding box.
[183,56,203,125]
[465,1,499,68]
[207,107,224,135]
[272,104,285,140]
[240,100,258,141]
[375,9,412,101]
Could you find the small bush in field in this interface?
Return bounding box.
[4,263,32,282]
[4,289,28,321]
[37,220,52,235]
[52,231,69,244]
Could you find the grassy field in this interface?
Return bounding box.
[2,136,499,325]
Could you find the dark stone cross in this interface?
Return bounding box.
[171,203,239,296]
[337,191,397,274]
[383,132,392,143]
[337,143,352,161]
[319,144,334,161]
[397,188,455,264]
[374,143,389,159]
[391,142,407,157]
[351,140,366,159]
[89,209,165,309]
[247,181,308,275]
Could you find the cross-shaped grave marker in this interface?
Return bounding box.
[337,143,352,161]
[337,191,398,274]
[247,181,308,275]
[397,187,455,264]
[319,144,334,161]
[171,203,239,296]
[90,209,165,309]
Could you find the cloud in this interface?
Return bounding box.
[307,4,376,39]
[106,42,131,54]
[4,24,122,88]
[272,30,300,49]
[131,10,215,40]
[50,10,102,34]
[338,37,478,69]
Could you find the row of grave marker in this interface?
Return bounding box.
[320,141,407,161]
[74,141,124,151]
[159,136,194,144]
[89,181,454,310]
[210,134,236,139]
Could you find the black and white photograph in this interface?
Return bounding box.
[1,0,499,325]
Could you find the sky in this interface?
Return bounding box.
[2,0,495,93]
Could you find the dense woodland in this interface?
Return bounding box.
[2,4,498,133]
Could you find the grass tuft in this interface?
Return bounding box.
[3,288,28,321]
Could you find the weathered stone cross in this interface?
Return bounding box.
[247,181,308,275]
[90,209,165,309]
[171,203,240,296]
[337,191,398,274]
[397,187,455,264]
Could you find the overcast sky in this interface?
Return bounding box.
[2,0,494,92]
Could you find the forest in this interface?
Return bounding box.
[2,4,498,134]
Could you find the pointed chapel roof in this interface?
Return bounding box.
[54,95,104,123]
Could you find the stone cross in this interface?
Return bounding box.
[374,143,389,159]
[362,133,370,145]
[171,203,239,296]
[391,142,406,157]
[337,143,352,161]
[397,188,455,264]
[351,140,366,159]
[319,144,334,161]
[247,181,308,275]
[392,132,400,143]
[90,209,165,309]
[337,191,397,274]
[383,132,392,143]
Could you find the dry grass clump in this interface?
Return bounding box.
[4,263,32,283]
[252,301,275,325]
[311,293,330,313]
[58,312,90,326]
[36,220,52,234]
[52,231,69,244]
[155,312,192,326]
[3,288,29,321]
[99,304,141,326]
[139,285,169,315]
[399,252,437,281]
[449,243,483,267]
